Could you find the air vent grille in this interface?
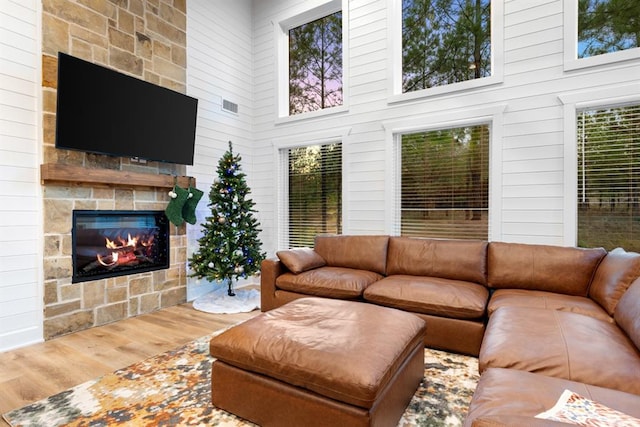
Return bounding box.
[222,99,239,114]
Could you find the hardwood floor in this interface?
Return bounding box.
[0,302,260,426]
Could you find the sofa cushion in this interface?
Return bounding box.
[614,276,640,351]
[479,306,640,395]
[386,237,487,285]
[276,247,326,274]
[314,235,389,275]
[464,368,640,427]
[276,266,383,299]
[487,242,606,296]
[363,275,489,320]
[487,289,611,322]
[589,248,640,315]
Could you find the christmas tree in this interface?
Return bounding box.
[189,141,266,296]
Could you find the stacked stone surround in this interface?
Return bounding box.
[41,0,190,339]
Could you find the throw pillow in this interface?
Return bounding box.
[589,247,640,315]
[277,247,326,274]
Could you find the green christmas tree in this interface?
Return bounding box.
[189,141,265,296]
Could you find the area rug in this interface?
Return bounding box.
[3,333,479,427]
[192,286,260,314]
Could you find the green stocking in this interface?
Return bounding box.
[165,185,189,226]
[182,185,204,225]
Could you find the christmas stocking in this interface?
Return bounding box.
[165,185,189,226]
[182,185,204,225]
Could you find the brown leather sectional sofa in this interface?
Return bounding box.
[260,234,640,425]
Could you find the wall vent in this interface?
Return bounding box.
[222,99,239,114]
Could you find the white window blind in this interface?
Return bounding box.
[399,125,489,239]
[281,143,342,248]
[577,103,640,251]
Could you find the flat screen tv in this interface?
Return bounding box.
[55,52,198,165]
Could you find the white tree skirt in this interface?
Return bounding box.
[192,286,260,314]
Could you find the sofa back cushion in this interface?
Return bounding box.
[614,276,640,351]
[386,237,488,285]
[487,242,606,296]
[479,306,640,394]
[313,235,389,275]
[589,248,640,315]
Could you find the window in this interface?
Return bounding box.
[289,11,343,115]
[401,0,491,93]
[564,0,640,70]
[281,143,342,248]
[399,125,489,239]
[276,0,347,119]
[578,0,639,59]
[577,103,640,251]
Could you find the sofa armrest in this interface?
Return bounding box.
[260,258,286,312]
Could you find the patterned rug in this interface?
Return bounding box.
[3,333,479,427]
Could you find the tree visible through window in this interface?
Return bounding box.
[400,125,489,239]
[578,0,639,58]
[577,104,640,251]
[289,11,342,115]
[402,0,491,92]
[286,143,342,247]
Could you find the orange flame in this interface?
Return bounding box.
[97,233,154,267]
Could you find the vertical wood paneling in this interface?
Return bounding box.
[0,0,42,351]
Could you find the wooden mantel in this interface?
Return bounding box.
[40,163,194,188]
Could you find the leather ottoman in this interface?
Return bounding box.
[209,297,426,427]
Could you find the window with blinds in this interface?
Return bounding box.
[282,143,342,248]
[577,103,640,251]
[399,125,489,239]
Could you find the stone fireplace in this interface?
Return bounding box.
[42,172,190,340]
[41,0,191,340]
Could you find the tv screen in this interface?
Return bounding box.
[55,52,198,165]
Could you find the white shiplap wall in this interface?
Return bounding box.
[0,0,42,351]
[186,0,255,299]
[251,0,640,255]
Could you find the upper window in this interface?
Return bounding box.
[399,124,489,239]
[390,0,502,101]
[277,0,347,120]
[289,11,343,115]
[280,143,342,248]
[577,103,640,251]
[578,0,639,59]
[564,0,640,70]
[402,0,491,93]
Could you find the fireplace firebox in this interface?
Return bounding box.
[72,210,170,283]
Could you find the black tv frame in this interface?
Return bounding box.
[55,52,198,165]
